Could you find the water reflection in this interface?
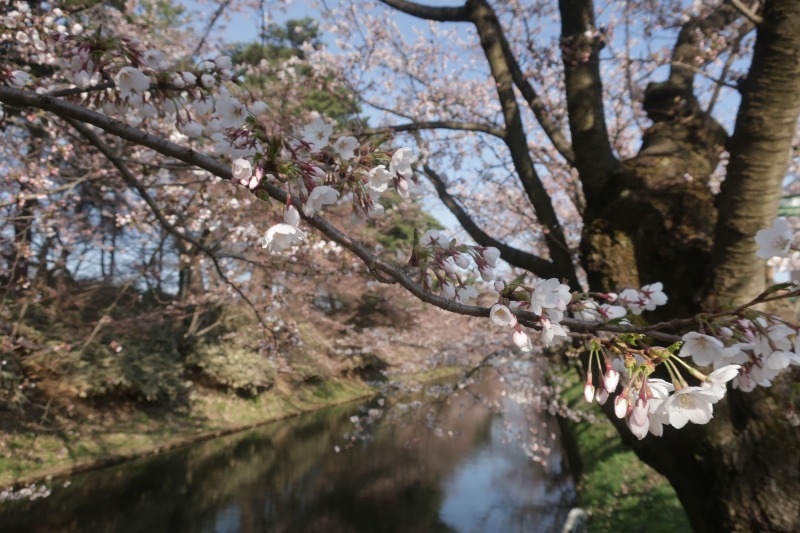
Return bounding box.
[0,375,574,532]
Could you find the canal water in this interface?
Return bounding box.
[0,375,575,532]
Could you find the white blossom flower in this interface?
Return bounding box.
[646,379,675,436]
[679,332,735,367]
[215,96,248,129]
[456,285,478,304]
[420,229,444,247]
[263,206,305,253]
[453,253,470,269]
[143,50,168,70]
[115,67,150,98]
[182,71,197,86]
[753,323,794,357]
[512,329,532,352]
[701,364,741,401]
[766,350,793,370]
[300,116,334,147]
[303,185,339,217]
[441,257,458,277]
[9,70,30,87]
[664,386,716,429]
[574,300,627,322]
[595,387,609,405]
[181,121,204,138]
[231,158,252,185]
[389,147,415,178]
[755,217,793,259]
[540,316,567,346]
[214,55,233,70]
[530,278,569,316]
[284,205,301,227]
[618,288,644,315]
[333,136,358,160]
[584,382,595,403]
[490,304,516,327]
[640,282,668,311]
[367,165,393,193]
[441,280,456,299]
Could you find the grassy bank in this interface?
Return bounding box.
[0,367,457,489]
[557,368,691,532]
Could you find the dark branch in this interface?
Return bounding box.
[361,120,505,138]
[377,0,468,22]
[0,86,691,338]
[727,0,763,25]
[668,3,742,96]
[422,164,562,279]
[558,0,621,195]
[467,0,580,288]
[59,114,271,330]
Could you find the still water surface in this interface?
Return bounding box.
[0,376,574,532]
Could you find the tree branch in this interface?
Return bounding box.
[58,114,271,331]
[727,0,764,25]
[361,120,505,139]
[558,0,621,196]
[377,0,468,22]
[0,85,702,339]
[191,0,233,58]
[668,3,742,96]
[422,164,562,278]
[466,0,580,289]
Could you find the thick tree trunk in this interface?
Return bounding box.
[581,1,800,531]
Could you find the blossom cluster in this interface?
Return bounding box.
[226,113,424,253]
[413,228,500,305]
[491,277,572,348]
[572,216,800,439]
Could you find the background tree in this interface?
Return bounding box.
[311,1,799,531]
[2,1,800,531]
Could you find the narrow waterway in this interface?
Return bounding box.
[0,375,575,532]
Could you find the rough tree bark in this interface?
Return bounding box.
[373,2,800,527]
[578,1,800,531]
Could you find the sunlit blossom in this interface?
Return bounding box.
[755,218,793,259]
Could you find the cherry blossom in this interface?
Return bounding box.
[115,67,150,98]
[679,332,736,367]
[303,186,340,217]
[490,304,517,327]
[665,387,717,429]
[333,136,358,160]
[755,217,793,259]
[701,365,742,401]
[263,206,305,253]
[300,116,334,147]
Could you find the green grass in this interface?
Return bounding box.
[558,367,691,533]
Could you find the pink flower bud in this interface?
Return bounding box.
[453,253,470,269]
[584,382,595,404]
[632,398,648,426]
[595,387,609,405]
[604,368,620,393]
[614,395,628,418]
